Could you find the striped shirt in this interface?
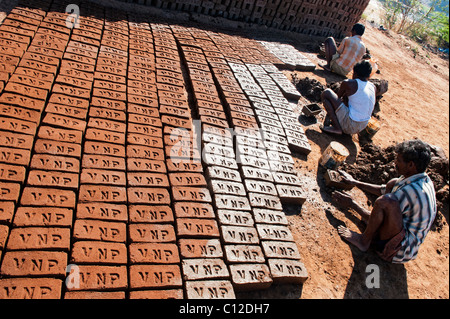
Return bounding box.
[387,173,437,263]
[336,35,366,75]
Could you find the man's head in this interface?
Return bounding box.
[395,140,432,176]
[352,23,366,37]
[353,60,372,80]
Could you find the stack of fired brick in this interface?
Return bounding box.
[120,0,370,38]
[0,0,310,299]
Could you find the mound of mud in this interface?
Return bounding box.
[294,77,326,102]
[342,143,449,231]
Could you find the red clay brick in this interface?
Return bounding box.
[74,219,127,243]
[85,128,125,145]
[84,141,126,158]
[20,187,76,208]
[127,145,165,161]
[129,205,174,224]
[82,155,126,171]
[127,173,170,187]
[30,154,80,173]
[172,187,212,202]
[71,241,127,265]
[0,146,31,166]
[129,265,182,289]
[185,280,235,299]
[0,93,45,111]
[0,224,8,249]
[129,290,183,300]
[129,224,176,243]
[0,116,37,136]
[89,107,126,122]
[27,170,79,189]
[34,139,82,158]
[42,114,87,132]
[0,104,41,123]
[76,203,128,222]
[176,218,220,238]
[182,258,229,281]
[66,265,128,291]
[127,158,166,173]
[13,207,72,227]
[229,264,273,291]
[78,185,127,203]
[127,187,171,205]
[0,201,15,224]
[91,97,126,111]
[7,227,71,250]
[80,169,126,186]
[37,126,83,145]
[64,291,125,299]
[0,182,21,202]
[129,243,180,264]
[0,163,26,183]
[128,123,162,137]
[0,251,67,277]
[0,278,62,299]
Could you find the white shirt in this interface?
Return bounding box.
[348,79,376,122]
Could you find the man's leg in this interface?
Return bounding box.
[338,194,404,252]
[321,89,343,135]
[320,37,338,70]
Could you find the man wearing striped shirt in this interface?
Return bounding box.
[333,140,437,263]
[320,24,367,77]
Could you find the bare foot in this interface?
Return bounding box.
[338,226,370,252]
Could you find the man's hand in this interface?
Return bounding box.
[332,191,355,209]
[338,170,357,186]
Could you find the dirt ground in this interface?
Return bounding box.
[276,23,450,299]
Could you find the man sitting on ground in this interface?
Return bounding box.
[333,140,437,263]
[320,23,367,77]
[321,60,376,135]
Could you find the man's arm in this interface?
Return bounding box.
[338,170,385,197]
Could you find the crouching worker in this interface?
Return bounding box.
[333,140,437,263]
[321,60,376,135]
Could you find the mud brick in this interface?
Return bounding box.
[76,202,126,222]
[206,166,241,183]
[129,242,179,265]
[287,136,312,155]
[262,241,301,260]
[80,169,125,186]
[211,180,247,197]
[85,128,124,145]
[235,136,265,151]
[52,84,90,99]
[71,241,127,265]
[204,143,235,159]
[128,114,162,127]
[0,278,62,299]
[82,155,125,171]
[73,220,127,243]
[0,131,34,150]
[0,93,45,111]
[237,144,268,159]
[217,210,255,227]
[164,136,194,150]
[164,125,193,138]
[127,145,165,161]
[229,264,272,291]
[263,132,288,146]
[128,187,171,205]
[198,109,227,121]
[276,185,307,205]
[65,291,125,299]
[127,173,170,188]
[128,123,162,137]
[127,158,166,173]
[173,202,213,219]
[239,154,271,171]
[243,180,277,196]
[162,116,192,129]
[45,104,87,120]
[0,116,37,136]
[30,154,79,173]
[1,251,67,277]
[272,172,302,186]
[182,258,229,281]
[90,98,125,113]
[160,105,190,120]
[0,182,20,202]
[78,185,127,203]
[0,163,26,184]
[65,265,128,291]
[42,114,87,133]
[178,239,222,260]
[204,153,238,170]
[256,224,294,242]
[250,192,283,210]
[214,193,252,211]
[176,218,220,239]
[49,93,89,110]
[88,118,126,134]
[129,205,174,224]
[196,100,223,113]
[26,170,79,189]
[20,187,76,208]
[253,209,289,226]
[265,141,291,154]
[0,104,40,123]
[38,126,83,145]
[13,206,72,227]
[166,145,201,161]
[235,127,263,141]
[0,44,25,58]
[128,104,159,118]
[34,139,82,158]
[202,124,233,139]
[0,201,14,224]
[172,187,212,203]
[130,265,182,290]
[7,227,70,250]
[202,133,233,148]
[129,224,176,243]
[185,280,235,299]
[267,151,295,165]
[268,259,308,284]
[168,173,206,187]
[9,74,52,91]
[224,245,265,264]
[221,226,259,245]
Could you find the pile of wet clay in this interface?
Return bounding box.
[341,143,449,231]
[293,77,326,102]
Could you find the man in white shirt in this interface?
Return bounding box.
[320,60,377,135]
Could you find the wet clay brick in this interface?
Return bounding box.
[221,226,260,245]
[130,265,182,289]
[129,243,180,264]
[256,224,294,242]
[0,251,67,277]
[214,195,251,211]
[185,280,235,299]
[127,173,169,187]
[76,203,128,222]
[176,218,220,239]
[217,210,254,227]
[20,187,76,208]
[7,227,71,250]
[229,264,273,291]
[73,220,127,243]
[129,205,173,224]
[30,154,80,173]
[268,259,308,284]
[82,155,126,171]
[172,187,212,203]
[261,241,301,260]
[13,207,73,227]
[71,241,127,265]
[0,163,26,183]
[129,224,176,243]
[182,259,229,281]
[127,188,171,205]
[210,180,246,197]
[0,278,62,299]
[206,166,242,183]
[27,170,79,189]
[253,209,289,226]
[174,202,215,219]
[249,193,283,211]
[78,185,127,203]
[224,245,265,264]
[66,265,128,291]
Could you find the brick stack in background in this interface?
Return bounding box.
[118,0,371,39]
